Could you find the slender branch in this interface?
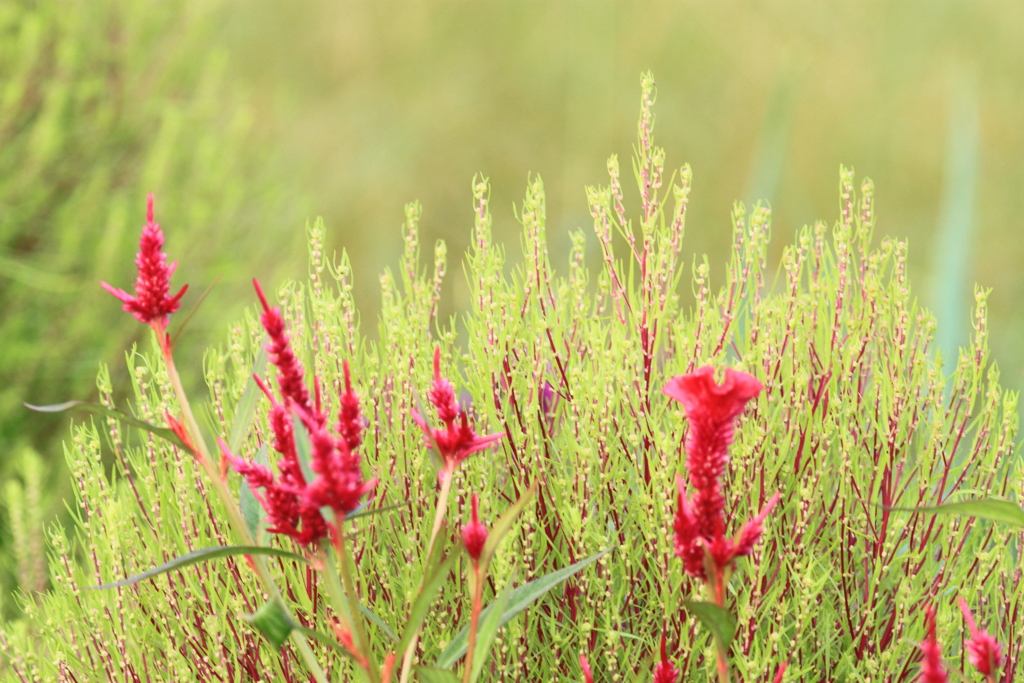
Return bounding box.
[156,323,330,683]
[399,465,455,683]
[463,564,484,683]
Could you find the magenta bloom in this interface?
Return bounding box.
[918,607,949,683]
[959,598,1003,678]
[651,632,679,683]
[461,493,489,562]
[664,366,777,579]
[227,287,375,546]
[101,194,188,327]
[413,347,504,475]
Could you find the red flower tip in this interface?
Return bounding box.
[337,360,364,452]
[101,193,188,327]
[579,653,594,683]
[652,631,679,683]
[733,492,781,557]
[253,279,318,422]
[415,348,504,474]
[958,598,1003,677]
[461,493,488,561]
[918,607,948,683]
[772,662,789,683]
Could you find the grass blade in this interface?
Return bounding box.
[434,547,612,668]
[886,497,1024,528]
[228,345,269,453]
[25,400,187,451]
[91,545,308,590]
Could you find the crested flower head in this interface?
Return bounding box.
[413,347,504,476]
[665,366,771,579]
[959,598,1003,678]
[918,607,949,683]
[101,194,188,327]
[461,493,489,562]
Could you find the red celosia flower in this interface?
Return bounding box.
[413,347,504,476]
[227,285,375,546]
[579,653,594,683]
[101,194,188,327]
[461,493,488,561]
[771,662,789,683]
[918,607,949,683]
[253,279,322,425]
[958,598,1003,678]
[652,631,679,683]
[337,360,364,453]
[665,366,777,579]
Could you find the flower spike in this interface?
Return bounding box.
[958,598,1003,679]
[918,607,948,683]
[413,346,504,476]
[101,193,188,327]
[461,493,488,562]
[665,366,776,579]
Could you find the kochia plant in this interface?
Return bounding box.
[1,74,1021,682]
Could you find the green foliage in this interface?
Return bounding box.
[0,0,301,474]
[2,76,1020,682]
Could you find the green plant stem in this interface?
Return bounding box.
[337,530,380,681]
[156,324,330,683]
[462,563,484,683]
[708,564,730,683]
[399,465,455,683]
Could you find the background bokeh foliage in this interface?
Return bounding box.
[2,0,1023,619]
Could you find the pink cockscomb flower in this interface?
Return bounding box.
[918,607,948,683]
[664,366,777,580]
[413,347,504,477]
[461,493,489,562]
[959,598,1003,680]
[226,285,375,547]
[101,194,188,328]
[651,631,679,683]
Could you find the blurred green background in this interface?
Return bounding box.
[2,0,1022,611]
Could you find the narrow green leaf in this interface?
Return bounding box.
[24,400,187,451]
[479,479,538,571]
[292,412,317,485]
[244,599,295,650]
[398,547,463,656]
[345,502,404,522]
[239,444,270,538]
[414,667,461,683]
[228,345,269,453]
[469,570,516,683]
[359,603,399,643]
[886,498,1024,528]
[292,626,356,659]
[682,601,738,650]
[434,547,612,669]
[91,545,309,590]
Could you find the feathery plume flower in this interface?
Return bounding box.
[227,284,375,546]
[101,194,188,327]
[918,607,948,683]
[461,493,488,562]
[664,366,777,579]
[413,347,504,476]
[651,631,679,683]
[253,279,320,424]
[958,598,1003,679]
